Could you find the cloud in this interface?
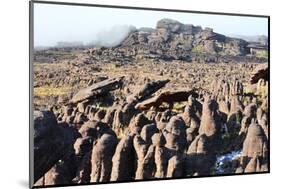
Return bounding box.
[91,25,136,47]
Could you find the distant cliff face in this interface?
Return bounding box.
[86,19,266,63]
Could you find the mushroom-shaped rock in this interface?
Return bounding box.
[244,155,267,173]
[79,120,115,139]
[164,116,187,152]
[165,116,186,136]
[187,134,209,154]
[140,123,159,144]
[73,137,92,156]
[166,155,184,178]
[129,113,151,134]
[242,122,268,159]
[90,134,118,182]
[72,151,92,184]
[133,136,155,180]
[103,107,117,125]
[111,134,135,181]
[186,134,216,175]
[199,99,221,138]
[154,145,169,178]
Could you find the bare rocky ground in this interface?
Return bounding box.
[33,58,268,187]
[32,19,269,187]
[34,60,260,109]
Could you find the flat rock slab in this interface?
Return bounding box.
[135,89,198,110]
[129,79,170,102]
[71,76,124,104]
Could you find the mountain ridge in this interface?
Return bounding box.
[85,18,267,63]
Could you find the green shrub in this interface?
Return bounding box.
[255,50,268,59]
[191,45,207,54]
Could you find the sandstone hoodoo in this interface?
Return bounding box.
[33,17,269,187]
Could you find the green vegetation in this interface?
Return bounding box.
[34,86,70,96]
[245,81,268,99]
[236,114,242,125]
[191,44,207,54]
[35,49,82,56]
[34,49,83,64]
[173,102,186,111]
[244,84,254,94]
[117,127,126,140]
[257,83,268,98]
[96,103,110,110]
[255,50,268,59]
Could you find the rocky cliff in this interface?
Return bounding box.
[84,19,267,63]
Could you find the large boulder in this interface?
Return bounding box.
[129,79,170,103]
[135,89,198,110]
[128,113,151,134]
[239,121,269,173]
[164,116,187,153]
[250,64,268,84]
[90,134,118,182]
[140,123,159,144]
[35,151,77,186]
[199,98,222,138]
[33,111,77,183]
[110,134,135,181]
[153,135,169,178]
[71,77,124,104]
[133,135,155,180]
[186,134,216,175]
[166,155,184,178]
[242,122,268,159]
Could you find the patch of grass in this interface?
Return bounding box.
[96,103,111,110]
[173,102,186,111]
[245,82,268,98]
[116,127,126,140]
[244,84,255,94]
[257,82,268,99]
[34,86,70,96]
[70,50,83,56]
[255,50,268,59]
[236,114,242,124]
[191,44,207,54]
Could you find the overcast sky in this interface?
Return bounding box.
[34,3,268,47]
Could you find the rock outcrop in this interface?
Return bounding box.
[250,64,269,84]
[33,56,269,187]
[83,19,267,63]
[237,121,269,173]
[33,111,77,183]
[71,76,124,104]
[90,134,118,182]
[135,89,198,110]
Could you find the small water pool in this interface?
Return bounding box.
[215,150,242,174]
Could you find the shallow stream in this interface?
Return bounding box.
[215,150,242,174]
